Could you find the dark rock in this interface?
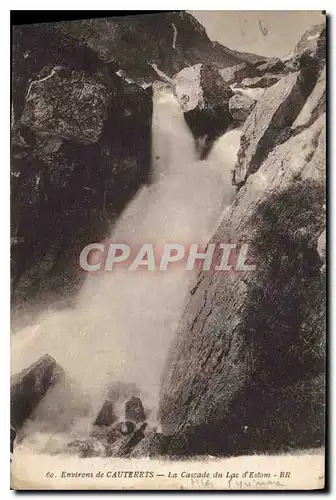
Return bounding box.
[241,75,283,89]
[21,68,111,144]
[229,94,256,123]
[125,396,146,423]
[160,107,325,454]
[130,432,171,458]
[255,57,286,74]
[233,71,305,187]
[174,63,234,159]
[55,12,249,85]
[93,400,117,427]
[107,381,140,403]
[67,439,105,458]
[11,354,64,430]
[118,421,136,435]
[106,421,135,444]
[219,62,259,85]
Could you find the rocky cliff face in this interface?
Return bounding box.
[160,23,326,456]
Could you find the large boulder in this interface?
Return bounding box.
[21,68,111,144]
[125,396,146,423]
[174,63,234,158]
[232,71,307,187]
[229,94,256,123]
[11,354,64,430]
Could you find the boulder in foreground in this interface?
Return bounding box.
[11,354,64,430]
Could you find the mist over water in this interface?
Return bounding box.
[11,84,241,448]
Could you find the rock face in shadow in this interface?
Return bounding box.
[130,432,171,458]
[159,24,326,456]
[11,354,64,430]
[93,400,117,427]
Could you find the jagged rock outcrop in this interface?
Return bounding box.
[93,400,117,427]
[11,354,64,430]
[160,24,326,456]
[174,63,234,158]
[12,12,264,320]
[233,71,307,187]
[55,12,260,86]
[125,396,146,423]
[229,94,256,123]
[105,422,148,458]
[11,22,153,317]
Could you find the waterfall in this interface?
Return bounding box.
[11,83,241,447]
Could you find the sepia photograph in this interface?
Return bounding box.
[10,9,326,490]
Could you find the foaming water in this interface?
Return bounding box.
[11,84,241,451]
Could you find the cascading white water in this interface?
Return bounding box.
[11,83,241,450]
